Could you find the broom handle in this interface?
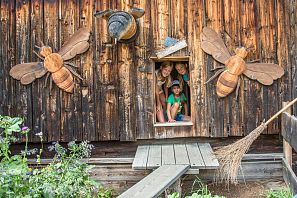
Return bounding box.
[264,97,297,126]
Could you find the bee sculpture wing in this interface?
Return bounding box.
[9,62,47,85]
[94,9,115,19]
[243,63,284,85]
[200,27,232,64]
[129,8,145,19]
[58,28,90,61]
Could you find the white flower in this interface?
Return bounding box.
[35,132,43,137]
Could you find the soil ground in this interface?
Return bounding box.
[207,179,288,198]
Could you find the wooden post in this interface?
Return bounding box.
[282,101,292,166]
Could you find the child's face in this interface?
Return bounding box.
[161,66,172,77]
[175,64,187,75]
[172,86,181,95]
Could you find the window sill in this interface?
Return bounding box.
[150,56,190,62]
[154,121,193,127]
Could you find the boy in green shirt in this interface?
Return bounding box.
[167,80,191,122]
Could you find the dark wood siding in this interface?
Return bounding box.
[0,0,296,142]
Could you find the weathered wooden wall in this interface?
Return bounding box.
[0,0,296,142]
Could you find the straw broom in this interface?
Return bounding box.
[215,97,297,184]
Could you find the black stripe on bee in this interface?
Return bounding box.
[219,75,237,88]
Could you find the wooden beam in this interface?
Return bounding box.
[282,158,297,195]
[282,101,292,166]
[199,159,283,181]
[154,121,193,127]
[150,56,190,62]
[118,165,190,198]
[28,157,135,165]
[282,113,297,155]
[242,153,283,160]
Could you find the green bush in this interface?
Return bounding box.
[0,115,113,198]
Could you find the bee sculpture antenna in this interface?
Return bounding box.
[33,51,44,60]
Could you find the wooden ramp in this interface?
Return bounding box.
[132,142,219,170]
[117,164,190,198]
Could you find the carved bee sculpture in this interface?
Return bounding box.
[9,28,90,93]
[201,27,284,98]
[94,8,145,43]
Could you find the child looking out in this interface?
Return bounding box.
[167,80,191,122]
[175,62,189,91]
[155,61,173,122]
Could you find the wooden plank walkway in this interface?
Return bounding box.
[132,142,219,170]
[117,164,190,198]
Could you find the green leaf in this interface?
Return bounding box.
[168,192,180,198]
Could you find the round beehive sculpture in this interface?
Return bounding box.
[94,8,145,43]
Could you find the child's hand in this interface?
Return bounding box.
[168,118,176,122]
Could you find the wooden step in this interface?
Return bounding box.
[117,164,190,198]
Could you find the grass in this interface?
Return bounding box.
[167,177,225,198]
[265,187,293,198]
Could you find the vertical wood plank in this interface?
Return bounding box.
[170,0,187,56]
[241,0,263,136]
[8,0,16,120]
[276,0,291,126]
[94,0,119,141]
[15,0,33,141]
[291,0,297,114]
[59,0,81,141]
[118,0,137,141]
[204,0,226,137]
[6,0,16,118]
[80,0,96,141]
[44,0,61,141]
[150,0,169,137]
[187,0,206,136]
[0,0,12,116]
[31,0,47,142]
[258,0,278,135]
[223,0,244,136]
[151,0,169,50]
[134,0,154,139]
